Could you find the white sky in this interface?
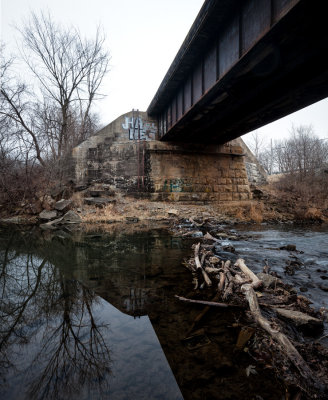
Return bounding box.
[1,0,328,148]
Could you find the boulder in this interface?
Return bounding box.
[84,197,116,206]
[62,210,81,224]
[257,273,281,289]
[39,210,58,221]
[54,199,72,212]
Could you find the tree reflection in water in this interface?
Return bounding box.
[0,232,111,400]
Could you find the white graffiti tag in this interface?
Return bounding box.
[122,116,157,141]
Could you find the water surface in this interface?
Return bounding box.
[1,224,327,399]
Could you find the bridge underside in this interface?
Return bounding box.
[159,1,328,144]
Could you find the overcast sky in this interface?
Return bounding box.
[1,0,328,148]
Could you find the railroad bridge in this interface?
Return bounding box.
[148,0,328,144]
[72,0,328,202]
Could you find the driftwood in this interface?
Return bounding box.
[204,232,220,242]
[175,295,231,308]
[189,217,203,227]
[195,242,212,287]
[241,283,317,384]
[205,266,220,274]
[218,272,225,292]
[177,230,327,397]
[235,258,263,289]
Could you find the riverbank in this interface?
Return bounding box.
[1,180,327,228]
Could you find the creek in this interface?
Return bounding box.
[0,223,327,400]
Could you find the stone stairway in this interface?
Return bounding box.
[83,184,117,206]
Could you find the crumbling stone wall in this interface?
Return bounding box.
[72,111,252,202]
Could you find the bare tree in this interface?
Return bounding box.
[274,125,328,178]
[0,12,109,167]
[247,130,267,159]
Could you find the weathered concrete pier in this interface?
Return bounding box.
[72,111,254,202]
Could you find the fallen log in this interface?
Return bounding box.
[223,280,234,301]
[204,232,220,242]
[175,295,241,309]
[241,283,318,385]
[195,242,212,287]
[204,266,220,274]
[235,258,263,289]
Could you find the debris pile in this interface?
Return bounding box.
[176,228,328,399]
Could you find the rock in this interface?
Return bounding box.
[61,210,81,224]
[51,185,64,199]
[222,245,235,253]
[40,217,63,230]
[275,308,323,334]
[75,185,88,191]
[280,244,297,251]
[167,209,178,216]
[125,216,139,223]
[54,199,72,212]
[88,190,109,197]
[257,273,281,288]
[84,197,116,206]
[319,284,328,292]
[39,210,58,221]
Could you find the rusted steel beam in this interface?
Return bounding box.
[148,0,328,144]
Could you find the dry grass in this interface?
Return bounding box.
[248,203,264,223]
[81,203,123,223]
[70,191,84,208]
[213,201,264,223]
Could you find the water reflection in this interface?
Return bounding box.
[0,230,111,400]
[0,226,292,400]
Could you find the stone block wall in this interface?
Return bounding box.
[146,142,251,202]
[72,111,252,202]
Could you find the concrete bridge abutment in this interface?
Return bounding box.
[72,111,253,203]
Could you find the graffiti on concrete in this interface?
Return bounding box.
[163,178,190,192]
[122,117,157,141]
